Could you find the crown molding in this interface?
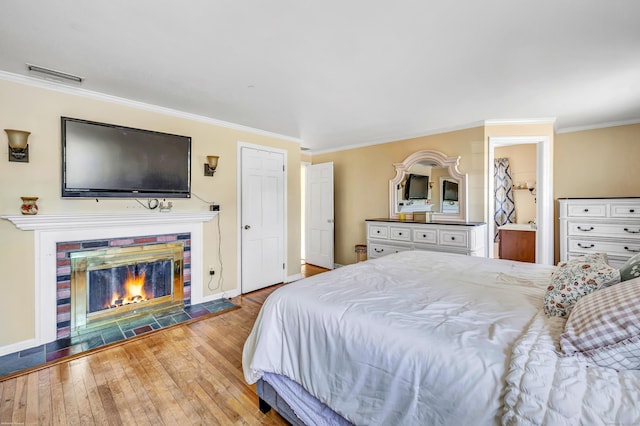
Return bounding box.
[555,118,640,134]
[0,70,302,144]
[484,118,557,126]
[308,120,485,155]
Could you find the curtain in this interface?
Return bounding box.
[494,158,516,242]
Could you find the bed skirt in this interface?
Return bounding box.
[258,373,352,426]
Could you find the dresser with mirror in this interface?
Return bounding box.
[367,150,487,260]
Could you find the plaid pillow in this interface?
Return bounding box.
[560,277,640,370]
[544,253,620,317]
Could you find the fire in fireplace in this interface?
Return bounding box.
[88,260,173,311]
[70,242,185,335]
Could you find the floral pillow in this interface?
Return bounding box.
[560,277,640,370]
[619,252,640,282]
[543,254,620,317]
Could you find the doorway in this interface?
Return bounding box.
[488,136,553,265]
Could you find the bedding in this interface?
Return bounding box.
[504,311,640,425]
[559,277,640,370]
[242,251,640,425]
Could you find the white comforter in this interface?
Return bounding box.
[243,251,557,425]
[503,311,640,425]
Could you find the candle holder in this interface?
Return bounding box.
[20,197,39,215]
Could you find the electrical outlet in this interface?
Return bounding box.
[209,266,215,276]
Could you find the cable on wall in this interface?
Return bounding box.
[191,191,213,205]
[207,213,224,292]
[192,192,224,292]
[134,198,159,209]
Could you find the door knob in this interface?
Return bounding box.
[244,225,251,230]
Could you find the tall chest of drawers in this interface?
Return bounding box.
[366,219,487,260]
[559,198,640,268]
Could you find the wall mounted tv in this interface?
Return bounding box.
[404,174,430,199]
[443,180,459,201]
[61,117,191,198]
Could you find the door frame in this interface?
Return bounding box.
[488,136,553,265]
[237,141,288,293]
[300,161,311,262]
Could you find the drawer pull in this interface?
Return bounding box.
[631,209,636,213]
[577,226,594,232]
[376,230,380,234]
[624,246,640,253]
[583,208,589,212]
[398,232,403,236]
[451,236,456,241]
[577,243,594,249]
[374,248,384,253]
[422,234,427,238]
[624,228,640,234]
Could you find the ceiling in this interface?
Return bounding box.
[1,1,639,153]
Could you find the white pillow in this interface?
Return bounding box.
[560,277,640,370]
[543,253,620,317]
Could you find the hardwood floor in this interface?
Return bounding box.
[301,262,330,278]
[0,284,301,425]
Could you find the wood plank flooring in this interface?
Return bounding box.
[0,267,333,426]
[0,264,329,425]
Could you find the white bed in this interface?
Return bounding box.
[242,251,640,425]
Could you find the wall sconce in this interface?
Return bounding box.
[5,129,31,162]
[204,155,219,176]
[527,181,537,196]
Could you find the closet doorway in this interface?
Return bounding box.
[488,136,553,265]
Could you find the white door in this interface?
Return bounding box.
[305,162,334,269]
[240,146,285,293]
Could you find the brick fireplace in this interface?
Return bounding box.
[2,211,218,353]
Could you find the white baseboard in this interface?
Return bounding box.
[0,338,38,357]
[200,288,241,302]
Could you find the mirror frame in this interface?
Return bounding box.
[389,150,468,222]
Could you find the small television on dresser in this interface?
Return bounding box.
[61,117,191,198]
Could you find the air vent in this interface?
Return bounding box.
[26,64,84,83]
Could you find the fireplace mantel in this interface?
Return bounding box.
[3,211,218,231]
[1,211,219,353]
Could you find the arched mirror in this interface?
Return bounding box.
[389,150,468,222]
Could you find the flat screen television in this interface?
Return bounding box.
[443,180,459,201]
[61,117,191,198]
[404,174,430,199]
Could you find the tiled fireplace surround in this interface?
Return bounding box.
[55,232,192,340]
[2,211,220,356]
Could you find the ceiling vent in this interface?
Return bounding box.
[26,64,84,83]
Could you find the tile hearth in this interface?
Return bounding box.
[0,298,236,379]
